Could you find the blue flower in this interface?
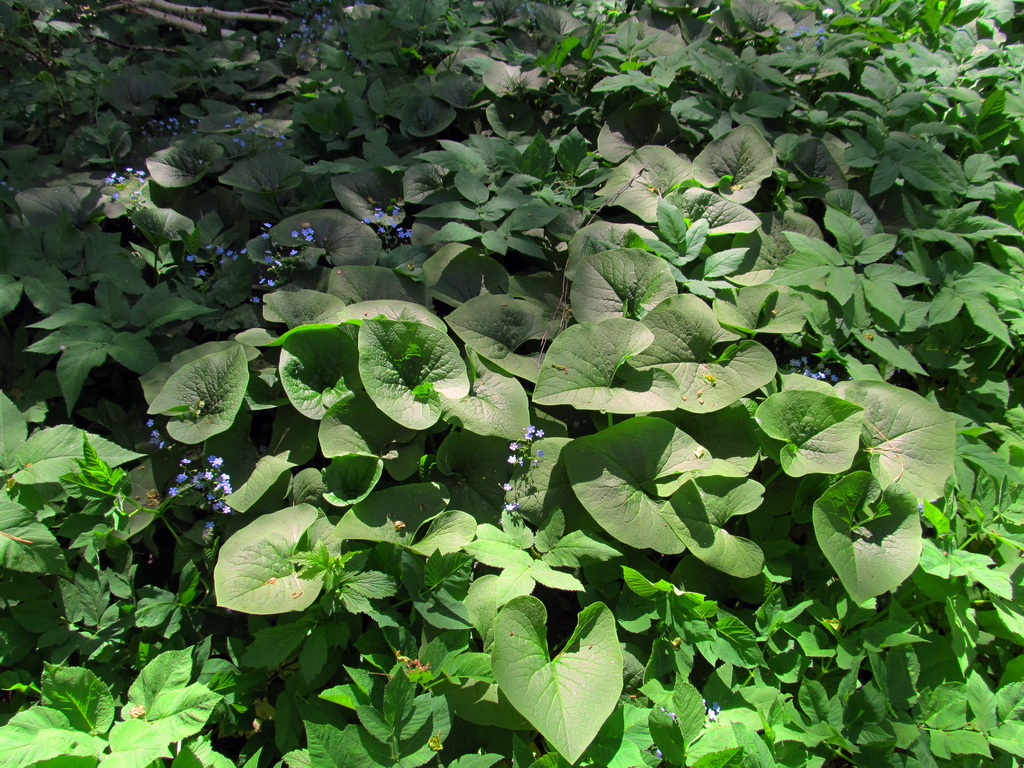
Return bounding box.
[208,456,224,467]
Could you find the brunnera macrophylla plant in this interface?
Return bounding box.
[1,0,1023,766]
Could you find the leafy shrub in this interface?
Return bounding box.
[1,0,1023,766]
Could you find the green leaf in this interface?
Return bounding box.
[835,380,955,499]
[492,597,622,763]
[564,417,711,553]
[0,707,105,768]
[533,318,681,413]
[132,208,194,243]
[445,295,550,382]
[319,393,416,459]
[219,154,306,194]
[358,318,470,430]
[597,146,693,222]
[664,188,760,235]
[147,346,250,444]
[146,139,223,188]
[669,477,765,578]
[271,210,380,267]
[322,455,383,507]
[12,425,142,485]
[713,285,807,335]
[691,124,775,204]
[756,391,865,476]
[632,295,776,413]
[0,391,26,470]
[332,483,448,549]
[41,665,114,736]
[105,719,173,768]
[213,504,324,614]
[441,353,531,440]
[570,249,677,322]
[0,497,64,573]
[812,472,922,604]
[278,326,360,420]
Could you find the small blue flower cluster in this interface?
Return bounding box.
[166,455,234,514]
[183,244,245,290]
[704,699,722,721]
[103,167,147,208]
[146,418,166,450]
[787,356,840,383]
[363,206,412,249]
[791,23,828,45]
[0,180,19,194]
[274,2,349,58]
[250,222,316,299]
[221,112,287,151]
[516,2,538,27]
[507,424,545,468]
[141,115,199,139]
[501,426,546,514]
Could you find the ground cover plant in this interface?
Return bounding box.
[1,0,1023,765]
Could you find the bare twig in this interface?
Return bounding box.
[1,530,32,544]
[132,0,287,23]
[133,4,207,33]
[95,36,176,53]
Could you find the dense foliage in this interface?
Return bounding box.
[1,0,1023,766]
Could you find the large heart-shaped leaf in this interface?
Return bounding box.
[271,210,381,267]
[336,300,446,332]
[319,393,416,459]
[492,596,622,764]
[441,352,530,440]
[813,472,922,604]
[668,477,765,578]
[596,146,693,222]
[146,139,223,188]
[277,325,360,420]
[423,246,510,307]
[713,285,807,335]
[632,296,775,413]
[220,154,306,194]
[263,290,347,328]
[835,380,955,499]
[664,188,760,234]
[756,391,864,476]
[691,124,775,204]
[332,483,448,548]
[322,455,383,507]
[214,504,323,615]
[446,295,550,382]
[570,249,677,322]
[358,318,470,430]
[147,346,249,444]
[564,417,711,553]
[533,318,681,413]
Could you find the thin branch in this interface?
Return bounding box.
[95,36,176,53]
[133,4,207,33]
[1,530,33,544]
[132,0,287,23]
